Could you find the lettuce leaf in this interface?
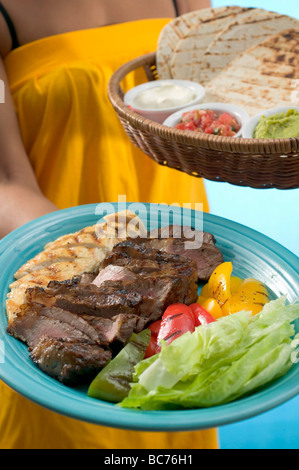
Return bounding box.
[120,296,299,410]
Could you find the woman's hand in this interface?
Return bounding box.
[0,182,58,239]
[0,183,58,238]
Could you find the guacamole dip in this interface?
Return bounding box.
[254,109,299,139]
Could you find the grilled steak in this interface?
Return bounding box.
[27,280,143,318]
[92,265,137,286]
[98,242,198,284]
[7,301,139,384]
[81,313,139,345]
[8,301,139,347]
[149,225,214,243]
[164,239,224,281]
[107,226,223,281]
[101,239,197,270]
[27,266,198,330]
[7,303,91,349]
[29,336,111,385]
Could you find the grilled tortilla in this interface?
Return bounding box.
[204,29,299,117]
[199,9,299,85]
[156,6,247,80]
[169,6,253,81]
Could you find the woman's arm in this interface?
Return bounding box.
[0,57,57,238]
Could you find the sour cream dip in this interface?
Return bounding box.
[132,83,197,110]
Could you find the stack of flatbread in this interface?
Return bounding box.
[157,7,299,116]
[6,210,147,326]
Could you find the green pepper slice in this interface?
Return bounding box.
[87,329,151,403]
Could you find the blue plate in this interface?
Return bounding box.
[0,203,298,431]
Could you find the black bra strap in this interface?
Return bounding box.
[0,2,20,50]
[172,0,180,17]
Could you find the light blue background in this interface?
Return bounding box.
[208,0,299,449]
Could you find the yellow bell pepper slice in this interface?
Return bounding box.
[196,296,224,319]
[199,263,269,317]
[201,274,243,299]
[205,261,233,315]
[230,276,243,295]
[229,278,269,315]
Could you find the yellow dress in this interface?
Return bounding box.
[0,18,216,449]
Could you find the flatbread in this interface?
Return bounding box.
[156,6,248,79]
[169,6,254,81]
[199,9,299,85]
[6,210,146,325]
[204,29,299,117]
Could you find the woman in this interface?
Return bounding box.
[0,0,217,449]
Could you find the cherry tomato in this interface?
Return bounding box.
[144,320,162,358]
[144,337,161,358]
[148,319,162,336]
[157,304,195,346]
[162,304,194,321]
[189,303,215,326]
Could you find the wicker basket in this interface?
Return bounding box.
[108,52,299,190]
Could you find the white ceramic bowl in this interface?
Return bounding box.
[163,103,250,137]
[124,79,206,124]
[242,106,299,139]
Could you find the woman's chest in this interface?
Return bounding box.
[0,0,176,56]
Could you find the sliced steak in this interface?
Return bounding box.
[29,336,112,385]
[39,306,102,344]
[154,237,224,281]
[7,303,91,349]
[96,242,198,285]
[25,274,197,332]
[113,227,224,281]
[80,313,139,345]
[24,243,198,328]
[26,280,143,318]
[149,225,215,244]
[93,243,199,327]
[92,265,137,288]
[7,302,136,384]
[100,239,193,269]
[9,297,139,346]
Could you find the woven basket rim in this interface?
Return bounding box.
[108,52,299,156]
